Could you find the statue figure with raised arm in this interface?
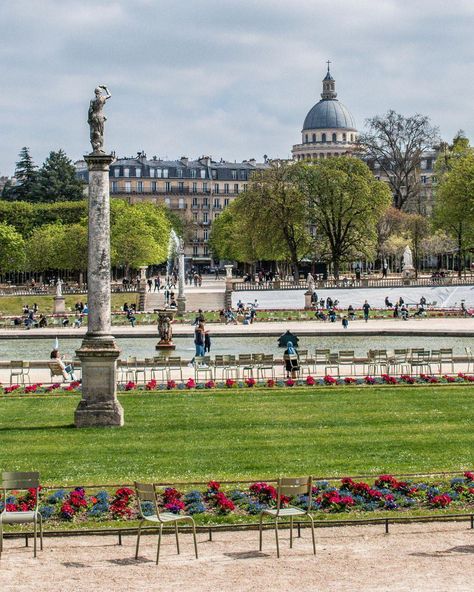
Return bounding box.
[87,85,111,153]
[56,278,63,298]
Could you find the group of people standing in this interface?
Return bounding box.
[192,310,211,359]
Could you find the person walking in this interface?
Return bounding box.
[194,322,205,358]
[342,316,349,329]
[362,300,371,323]
[147,278,153,292]
[154,276,161,291]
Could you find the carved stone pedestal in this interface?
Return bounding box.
[155,309,176,350]
[304,291,313,310]
[74,337,123,427]
[53,296,66,314]
[177,296,186,315]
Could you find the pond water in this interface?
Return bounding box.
[0,335,471,361]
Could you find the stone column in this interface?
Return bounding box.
[138,265,148,311]
[74,153,123,428]
[177,244,186,315]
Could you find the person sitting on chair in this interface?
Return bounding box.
[283,341,299,379]
[50,349,76,381]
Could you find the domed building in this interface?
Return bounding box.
[292,64,358,160]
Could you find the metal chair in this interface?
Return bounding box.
[9,361,31,386]
[166,356,183,382]
[324,353,339,376]
[314,349,330,375]
[134,482,198,565]
[466,346,473,373]
[297,350,312,377]
[256,354,275,380]
[1,472,43,558]
[151,356,169,383]
[127,356,146,383]
[194,356,213,381]
[439,348,454,374]
[238,354,255,379]
[367,350,388,376]
[337,350,355,377]
[259,476,315,558]
[410,350,432,375]
[388,349,410,375]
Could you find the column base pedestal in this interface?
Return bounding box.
[53,296,66,314]
[74,335,123,428]
[156,341,176,351]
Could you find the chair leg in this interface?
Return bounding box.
[0,518,3,557]
[259,513,263,551]
[175,522,180,554]
[33,517,37,558]
[135,520,143,559]
[290,516,293,548]
[156,523,163,565]
[190,517,198,559]
[39,514,43,550]
[309,515,316,555]
[274,519,280,558]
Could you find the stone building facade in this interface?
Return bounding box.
[76,154,266,266]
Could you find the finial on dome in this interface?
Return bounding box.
[321,62,337,99]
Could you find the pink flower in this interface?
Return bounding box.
[306,376,316,386]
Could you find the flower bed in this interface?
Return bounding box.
[1,373,474,396]
[2,473,473,524]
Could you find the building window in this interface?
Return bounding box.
[305,134,308,143]
[203,245,209,256]
[242,184,247,192]
[420,160,427,170]
[321,133,326,143]
[203,229,208,241]
[224,184,229,194]
[111,181,118,193]
[312,133,316,142]
[214,183,219,193]
[150,168,155,177]
[124,168,130,178]
[165,182,171,192]
[240,170,246,180]
[203,182,208,192]
[193,213,198,222]
[234,183,239,194]
[163,169,168,178]
[212,170,217,179]
[137,181,143,192]
[156,169,162,178]
[342,133,346,142]
[350,134,354,142]
[165,197,170,207]
[231,170,237,180]
[178,182,184,192]
[191,169,197,178]
[136,167,141,177]
[224,198,230,206]
[214,198,220,208]
[192,197,198,206]
[200,169,206,179]
[152,181,157,192]
[125,181,131,193]
[193,246,198,256]
[203,197,208,207]
[203,212,208,223]
[332,133,337,142]
[114,168,120,177]
[178,197,185,209]
[214,212,220,219]
[421,175,427,184]
[192,182,197,193]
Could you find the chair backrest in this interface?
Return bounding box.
[262,354,274,364]
[466,346,473,358]
[338,350,355,361]
[2,472,40,512]
[153,356,167,366]
[276,476,312,512]
[10,360,24,369]
[440,348,453,360]
[48,361,65,377]
[298,349,308,362]
[144,357,154,365]
[315,349,330,363]
[238,354,252,364]
[393,349,408,361]
[214,355,224,367]
[167,356,181,367]
[223,354,235,365]
[252,353,264,363]
[134,481,160,519]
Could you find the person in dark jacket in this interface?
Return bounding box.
[283,341,299,379]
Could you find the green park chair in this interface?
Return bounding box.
[134,482,198,565]
[259,476,316,558]
[0,472,43,559]
[9,361,31,386]
[193,356,213,382]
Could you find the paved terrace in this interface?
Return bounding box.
[0,522,473,592]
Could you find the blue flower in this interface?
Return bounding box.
[139,501,155,516]
[95,490,110,503]
[247,502,267,515]
[187,502,206,514]
[39,505,55,519]
[229,490,248,502]
[184,490,203,503]
[47,489,67,504]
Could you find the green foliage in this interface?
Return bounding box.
[209,201,261,263]
[0,386,473,484]
[111,201,170,270]
[0,200,87,237]
[25,222,66,271]
[35,149,85,202]
[3,147,38,202]
[295,157,392,278]
[0,222,26,273]
[434,152,474,275]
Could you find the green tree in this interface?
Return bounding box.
[35,150,85,202]
[0,222,26,273]
[295,157,392,279]
[5,147,38,201]
[111,201,170,275]
[58,223,88,272]
[209,201,260,263]
[25,222,66,271]
[434,152,474,277]
[236,160,312,280]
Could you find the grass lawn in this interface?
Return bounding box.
[0,386,473,486]
[0,294,139,316]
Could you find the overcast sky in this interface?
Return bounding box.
[1,0,474,174]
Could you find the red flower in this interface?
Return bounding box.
[205,380,215,389]
[186,378,196,389]
[285,378,295,387]
[124,381,136,391]
[266,378,276,387]
[245,378,256,387]
[306,376,316,386]
[324,375,337,385]
[146,379,157,390]
[167,380,177,390]
[225,378,236,388]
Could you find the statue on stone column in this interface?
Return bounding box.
[306,272,315,293]
[87,85,111,153]
[56,278,63,297]
[403,245,414,269]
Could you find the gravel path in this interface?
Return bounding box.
[1,522,473,591]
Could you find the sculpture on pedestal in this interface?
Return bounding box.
[56,278,63,298]
[402,245,415,278]
[155,310,176,350]
[88,85,111,153]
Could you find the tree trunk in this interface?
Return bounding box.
[333,259,340,280]
[457,229,462,279]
